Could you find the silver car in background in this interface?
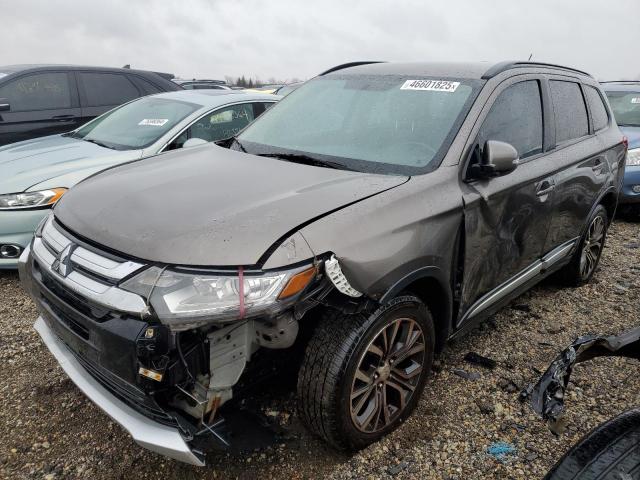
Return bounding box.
[0,90,277,267]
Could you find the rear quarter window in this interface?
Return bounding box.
[584,85,609,131]
[550,80,589,144]
[130,76,162,95]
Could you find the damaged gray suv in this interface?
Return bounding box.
[19,61,626,465]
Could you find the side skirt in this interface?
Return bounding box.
[453,237,579,334]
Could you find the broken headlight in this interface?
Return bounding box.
[121,264,316,330]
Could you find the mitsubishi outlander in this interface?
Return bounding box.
[19,61,626,465]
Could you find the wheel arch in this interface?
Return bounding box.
[598,187,618,224]
[379,266,452,353]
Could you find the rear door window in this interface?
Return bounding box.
[550,80,589,143]
[0,72,72,111]
[584,85,609,132]
[79,72,140,107]
[478,80,543,159]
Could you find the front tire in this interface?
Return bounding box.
[297,296,435,451]
[557,204,609,287]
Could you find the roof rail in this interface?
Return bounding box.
[319,61,386,76]
[601,80,640,84]
[482,61,592,79]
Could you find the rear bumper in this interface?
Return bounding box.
[34,316,205,466]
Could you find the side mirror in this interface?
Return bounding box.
[468,140,519,179]
[0,98,10,112]
[182,137,208,149]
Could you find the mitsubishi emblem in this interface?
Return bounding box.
[52,244,75,277]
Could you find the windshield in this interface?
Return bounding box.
[237,75,480,175]
[605,90,640,127]
[70,96,201,150]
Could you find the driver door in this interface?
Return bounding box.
[458,76,555,325]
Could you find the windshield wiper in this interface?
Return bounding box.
[83,138,114,149]
[257,153,355,171]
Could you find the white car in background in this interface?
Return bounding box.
[0,90,278,268]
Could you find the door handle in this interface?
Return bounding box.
[536,180,555,197]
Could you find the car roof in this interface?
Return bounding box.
[0,64,173,78]
[321,60,593,80]
[148,89,279,107]
[601,81,640,92]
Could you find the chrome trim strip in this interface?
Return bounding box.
[462,262,542,323]
[541,238,578,271]
[71,246,144,281]
[32,237,147,314]
[461,239,578,324]
[42,218,72,253]
[34,317,205,466]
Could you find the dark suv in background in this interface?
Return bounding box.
[20,61,626,465]
[0,64,181,145]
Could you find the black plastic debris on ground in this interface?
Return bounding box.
[464,352,497,370]
[522,326,640,434]
[453,369,481,381]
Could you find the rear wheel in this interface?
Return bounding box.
[557,204,608,287]
[297,296,435,450]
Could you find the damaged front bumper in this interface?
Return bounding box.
[524,326,640,432]
[34,316,205,466]
[19,215,365,466]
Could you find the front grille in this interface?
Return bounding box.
[37,264,112,321]
[31,217,194,431]
[31,216,148,316]
[71,349,178,427]
[47,300,90,340]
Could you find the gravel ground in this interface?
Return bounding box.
[0,218,638,480]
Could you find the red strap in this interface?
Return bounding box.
[238,266,245,319]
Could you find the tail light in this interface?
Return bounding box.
[623,136,629,150]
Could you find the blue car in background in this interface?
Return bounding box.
[602,81,640,214]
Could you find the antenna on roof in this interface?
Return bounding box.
[122,64,131,69]
[528,54,533,61]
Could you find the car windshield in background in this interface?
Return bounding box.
[238,75,480,175]
[69,97,201,150]
[605,90,640,127]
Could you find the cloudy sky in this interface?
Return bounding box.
[2,0,639,82]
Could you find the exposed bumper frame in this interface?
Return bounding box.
[34,316,205,466]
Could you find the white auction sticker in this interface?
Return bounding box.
[631,97,640,104]
[138,118,169,126]
[400,79,460,92]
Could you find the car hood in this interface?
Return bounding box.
[620,126,640,150]
[0,135,141,193]
[55,144,408,266]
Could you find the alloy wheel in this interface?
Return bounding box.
[580,215,605,279]
[350,317,426,433]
